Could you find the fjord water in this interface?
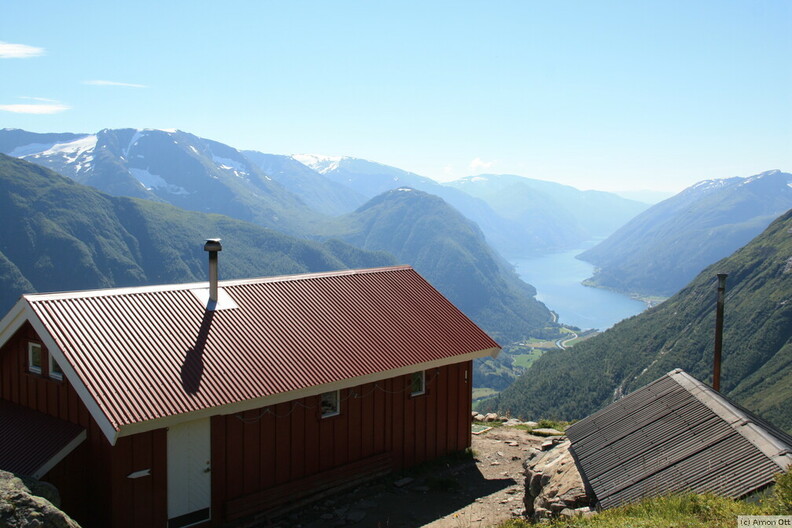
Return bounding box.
[512,244,646,331]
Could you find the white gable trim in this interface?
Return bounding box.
[15,301,121,446]
[115,346,500,440]
[33,429,88,480]
[0,298,28,350]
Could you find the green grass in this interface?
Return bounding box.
[512,349,544,369]
[495,471,792,528]
[473,388,499,401]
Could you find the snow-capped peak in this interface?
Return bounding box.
[292,154,347,174]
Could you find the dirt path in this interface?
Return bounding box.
[270,426,544,528]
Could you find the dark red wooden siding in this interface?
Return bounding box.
[0,323,167,528]
[213,361,473,521]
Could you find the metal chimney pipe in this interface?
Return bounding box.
[713,273,728,391]
[203,238,222,303]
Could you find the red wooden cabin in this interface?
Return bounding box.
[0,259,500,528]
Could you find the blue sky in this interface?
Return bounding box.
[2,1,790,192]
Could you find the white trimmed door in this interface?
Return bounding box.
[167,418,211,527]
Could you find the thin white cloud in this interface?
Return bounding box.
[0,41,45,58]
[0,103,70,114]
[83,80,147,88]
[469,157,495,173]
[21,96,60,103]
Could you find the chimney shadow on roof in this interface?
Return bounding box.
[181,309,214,394]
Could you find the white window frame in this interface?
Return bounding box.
[320,390,340,418]
[410,370,426,397]
[28,342,42,375]
[49,353,63,381]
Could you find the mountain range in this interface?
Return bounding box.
[0,152,553,350]
[271,153,648,257]
[484,207,792,432]
[0,128,323,236]
[1,129,647,260]
[579,170,792,298]
[0,153,395,314]
[448,174,648,251]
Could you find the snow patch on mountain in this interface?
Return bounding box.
[129,168,189,195]
[292,154,345,174]
[212,155,249,178]
[124,130,146,158]
[12,135,97,162]
[8,142,57,157]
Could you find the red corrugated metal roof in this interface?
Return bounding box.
[0,400,86,478]
[23,266,499,439]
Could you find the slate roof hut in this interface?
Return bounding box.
[566,369,792,510]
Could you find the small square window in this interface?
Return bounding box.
[28,343,42,374]
[49,354,63,381]
[320,390,340,418]
[411,371,425,396]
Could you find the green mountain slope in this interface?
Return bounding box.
[484,208,792,432]
[0,154,395,313]
[579,170,792,297]
[332,188,554,344]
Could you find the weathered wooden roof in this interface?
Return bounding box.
[566,369,792,510]
[0,265,499,445]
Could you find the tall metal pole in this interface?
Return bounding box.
[713,273,728,391]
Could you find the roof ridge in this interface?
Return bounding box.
[669,369,792,471]
[24,265,414,302]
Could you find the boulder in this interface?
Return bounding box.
[483,413,499,422]
[0,470,81,528]
[522,440,592,521]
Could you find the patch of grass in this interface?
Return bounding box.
[512,349,543,369]
[493,472,792,528]
[537,419,573,431]
[473,420,502,429]
[473,387,499,401]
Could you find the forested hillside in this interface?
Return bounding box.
[484,208,792,432]
[330,188,554,344]
[0,154,395,313]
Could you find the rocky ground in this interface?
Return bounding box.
[255,423,557,528]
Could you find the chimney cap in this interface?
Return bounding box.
[204,238,222,252]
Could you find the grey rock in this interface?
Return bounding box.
[522,441,591,521]
[0,471,80,528]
